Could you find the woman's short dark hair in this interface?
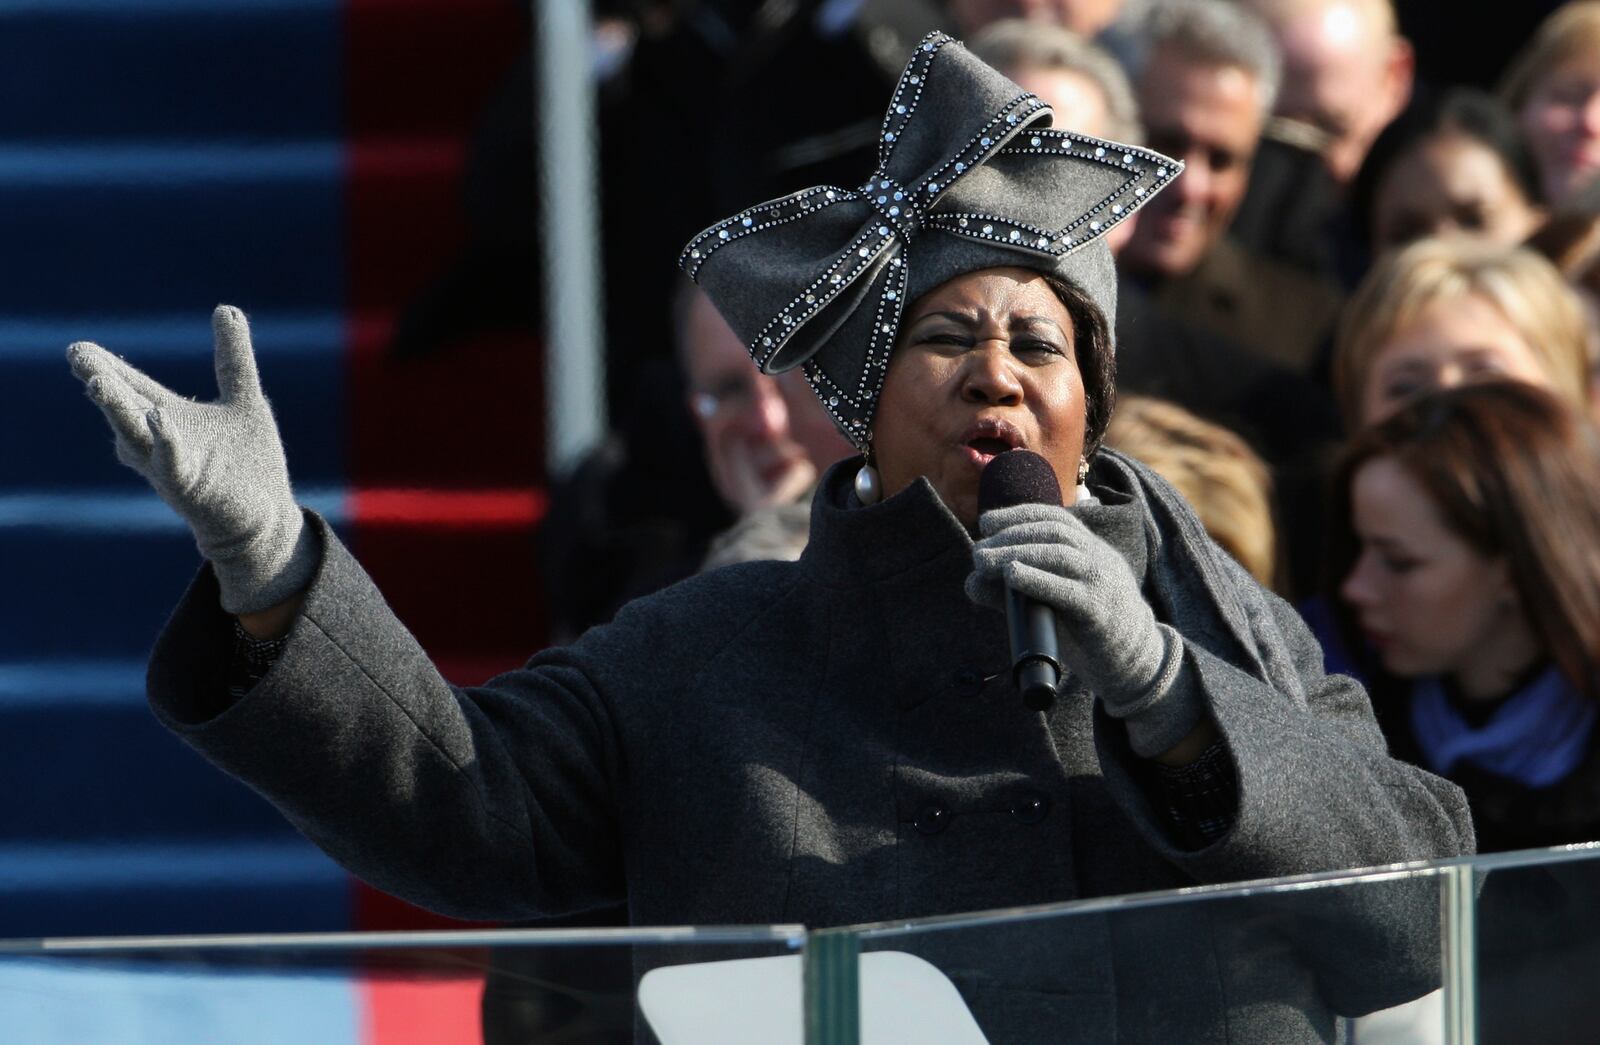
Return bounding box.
[1328,381,1600,700]
[1350,87,1543,253]
[1043,273,1117,460]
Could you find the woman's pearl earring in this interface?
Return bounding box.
[854,460,881,504]
[1076,458,1090,485]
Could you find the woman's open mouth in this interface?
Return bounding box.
[965,437,1013,464]
[960,419,1024,466]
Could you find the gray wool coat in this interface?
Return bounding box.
[148,452,1473,1043]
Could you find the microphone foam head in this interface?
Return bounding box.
[978,449,1063,513]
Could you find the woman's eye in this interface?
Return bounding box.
[1381,554,1419,574]
[1016,339,1062,358]
[1550,83,1597,107]
[1382,379,1426,402]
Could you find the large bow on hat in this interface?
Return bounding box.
[680,31,1182,450]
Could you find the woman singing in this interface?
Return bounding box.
[68,32,1469,1042]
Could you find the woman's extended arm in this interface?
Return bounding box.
[69,307,628,920]
[145,511,628,922]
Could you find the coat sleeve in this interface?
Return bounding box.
[1096,573,1475,880]
[147,513,628,922]
[1094,571,1476,1016]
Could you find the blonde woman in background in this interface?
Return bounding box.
[1105,396,1278,588]
[1332,238,1594,430]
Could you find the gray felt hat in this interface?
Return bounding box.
[679,31,1182,450]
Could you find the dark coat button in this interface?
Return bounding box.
[914,803,950,835]
[952,668,984,698]
[1009,791,1051,825]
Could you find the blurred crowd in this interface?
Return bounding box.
[539,0,1600,863]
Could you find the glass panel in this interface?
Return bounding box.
[0,926,805,1045]
[1458,844,1600,1045]
[849,864,1453,1045]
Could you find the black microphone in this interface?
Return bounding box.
[978,450,1064,712]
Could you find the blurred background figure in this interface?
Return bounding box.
[948,0,1127,37]
[679,282,854,518]
[1242,0,1413,184]
[542,279,855,639]
[1528,183,1600,399]
[1229,0,1412,283]
[678,282,855,570]
[1331,381,1600,853]
[539,0,947,647]
[946,0,1154,68]
[1330,380,1600,1044]
[1120,0,1343,375]
[1351,87,1545,254]
[1501,1,1600,208]
[1332,238,1594,429]
[968,18,1143,254]
[967,18,1142,141]
[1529,181,1600,297]
[1105,395,1278,587]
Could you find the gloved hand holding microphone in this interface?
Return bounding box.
[965,449,1200,758]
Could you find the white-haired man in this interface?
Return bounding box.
[1120,0,1341,374]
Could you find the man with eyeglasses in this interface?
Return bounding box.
[678,281,855,566]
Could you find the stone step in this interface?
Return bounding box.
[0,839,350,937]
[1,311,345,487]
[0,488,344,660]
[0,660,306,842]
[0,1,340,143]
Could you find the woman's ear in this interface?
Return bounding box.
[1487,557,1523,616]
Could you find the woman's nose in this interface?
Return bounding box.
[1583,90,1600,135]
[960,343,1024,404]
[1340,553,1379,608]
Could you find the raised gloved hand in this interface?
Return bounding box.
[967,502,1195,754]
[67,305,316,615]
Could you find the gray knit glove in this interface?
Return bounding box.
[967,502,1198,754]
[67,305,317,615]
